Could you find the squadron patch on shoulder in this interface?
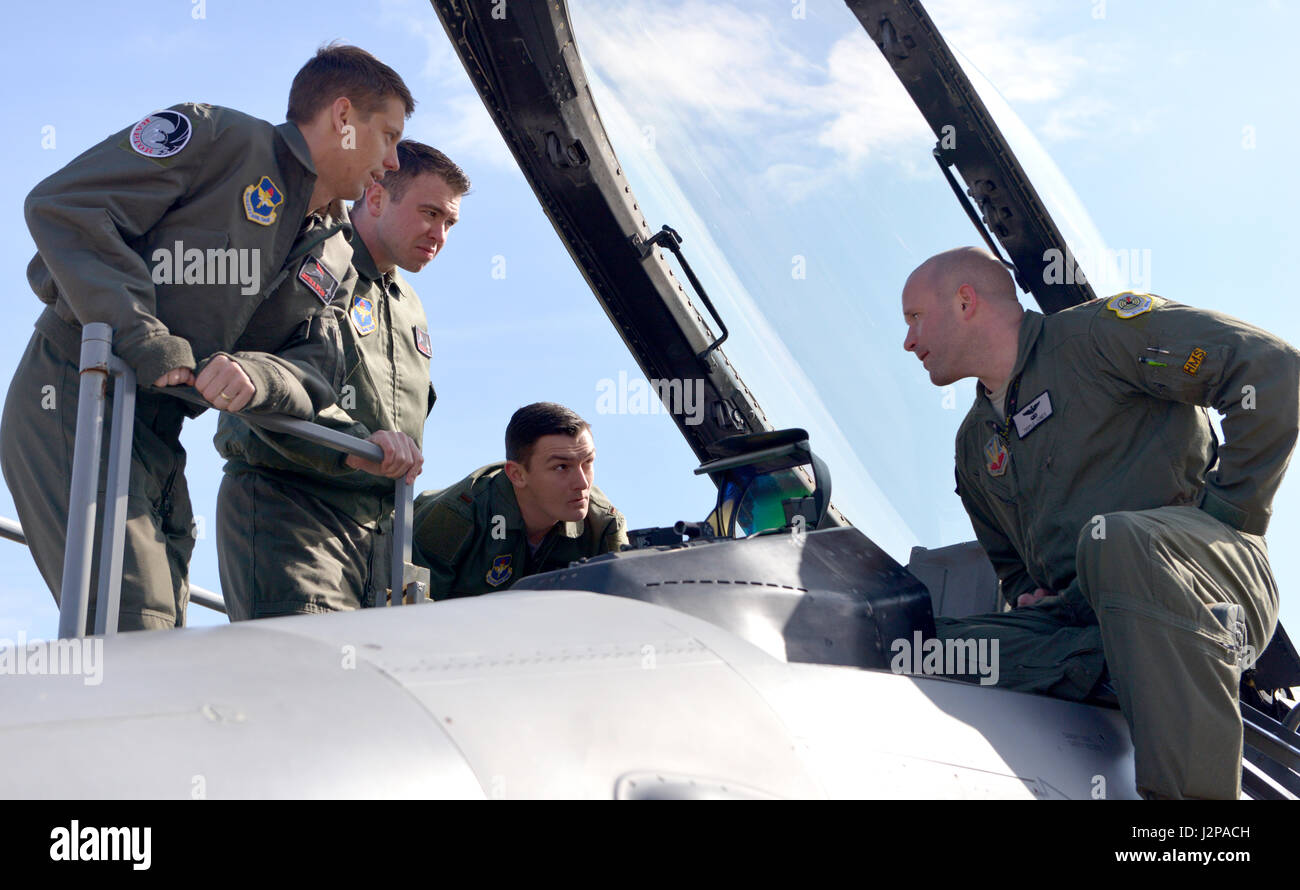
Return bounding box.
[350,294,377,336]
[243,176,284,226]
[129,110,192,158]
[485,554,512,587]
[413,326,432,358]
[298,255,340,304]
[984,434,1009,477]
[1106,292,1154,319]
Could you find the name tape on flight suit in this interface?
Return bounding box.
[1012,390,1053,438]
[1183,347,1207,375]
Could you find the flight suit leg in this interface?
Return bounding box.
[216,471,387,620]
[935,597,1106,700]
[0,332,193,632]
[1075,505,1278,800]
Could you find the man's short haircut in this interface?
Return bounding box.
[506,403,591,468]
[914,246,1017,305]
[286,43,415,126]
[384,141,471,203]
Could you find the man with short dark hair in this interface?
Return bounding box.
[412,403,628,599]
[1,44,414,632]
[215,140,467,619]
[901,245,1300,799]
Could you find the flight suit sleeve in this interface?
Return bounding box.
[411,490,477,601]
[1089,296,1300,534]
[241,308,379,474]
[23,104,232,383]
[196,348,334,420]
[955,464,1039,608]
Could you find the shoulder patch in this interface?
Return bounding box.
[243,176,284,226]
[298,255,340,304]
[129,110,192,159]
[1105,292,1154,319]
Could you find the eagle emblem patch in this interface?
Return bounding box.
[485,554,512,587]
[243,176,284,226]
[350,295,376,336]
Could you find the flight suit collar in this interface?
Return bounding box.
[285,202,352,271]
[979,309,1045,400]
[350,233,407,300]
[1010,309,1045,379]
[275,121,317,176]
[350,232,384,284]
[306,200,353,239]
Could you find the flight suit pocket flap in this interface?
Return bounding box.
[416,502,474,566]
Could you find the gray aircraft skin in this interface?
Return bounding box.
[1,0,1297,800]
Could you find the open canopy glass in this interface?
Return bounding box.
[567,0,1117,559]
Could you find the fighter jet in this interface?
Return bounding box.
[1,0,1297,800]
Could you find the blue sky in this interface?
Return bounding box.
[1,0,1298,648]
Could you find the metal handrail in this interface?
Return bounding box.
[52,322,429,638]
[0,515,227,614]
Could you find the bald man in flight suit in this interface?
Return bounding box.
[902,246,1300,799]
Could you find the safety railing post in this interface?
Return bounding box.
[93,357,136,636]
[57,323,113,640]
[391,477,429,606]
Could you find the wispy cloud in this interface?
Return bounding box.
[408,0,1128,193]
[814,30,935,167]
[572,0,934,196]
[926,0,1092,103]
[1039,95,1115,143]
[926,0,1139,145]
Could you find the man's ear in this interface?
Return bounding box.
[331,96,353,134]
[957,282,978,316]
[362,182,387,218]
[504,459,527,489]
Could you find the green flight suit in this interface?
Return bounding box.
[215,235,436,619]
[411,463,629,599]
[0,103,345,632]
[939,292,1299,799]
